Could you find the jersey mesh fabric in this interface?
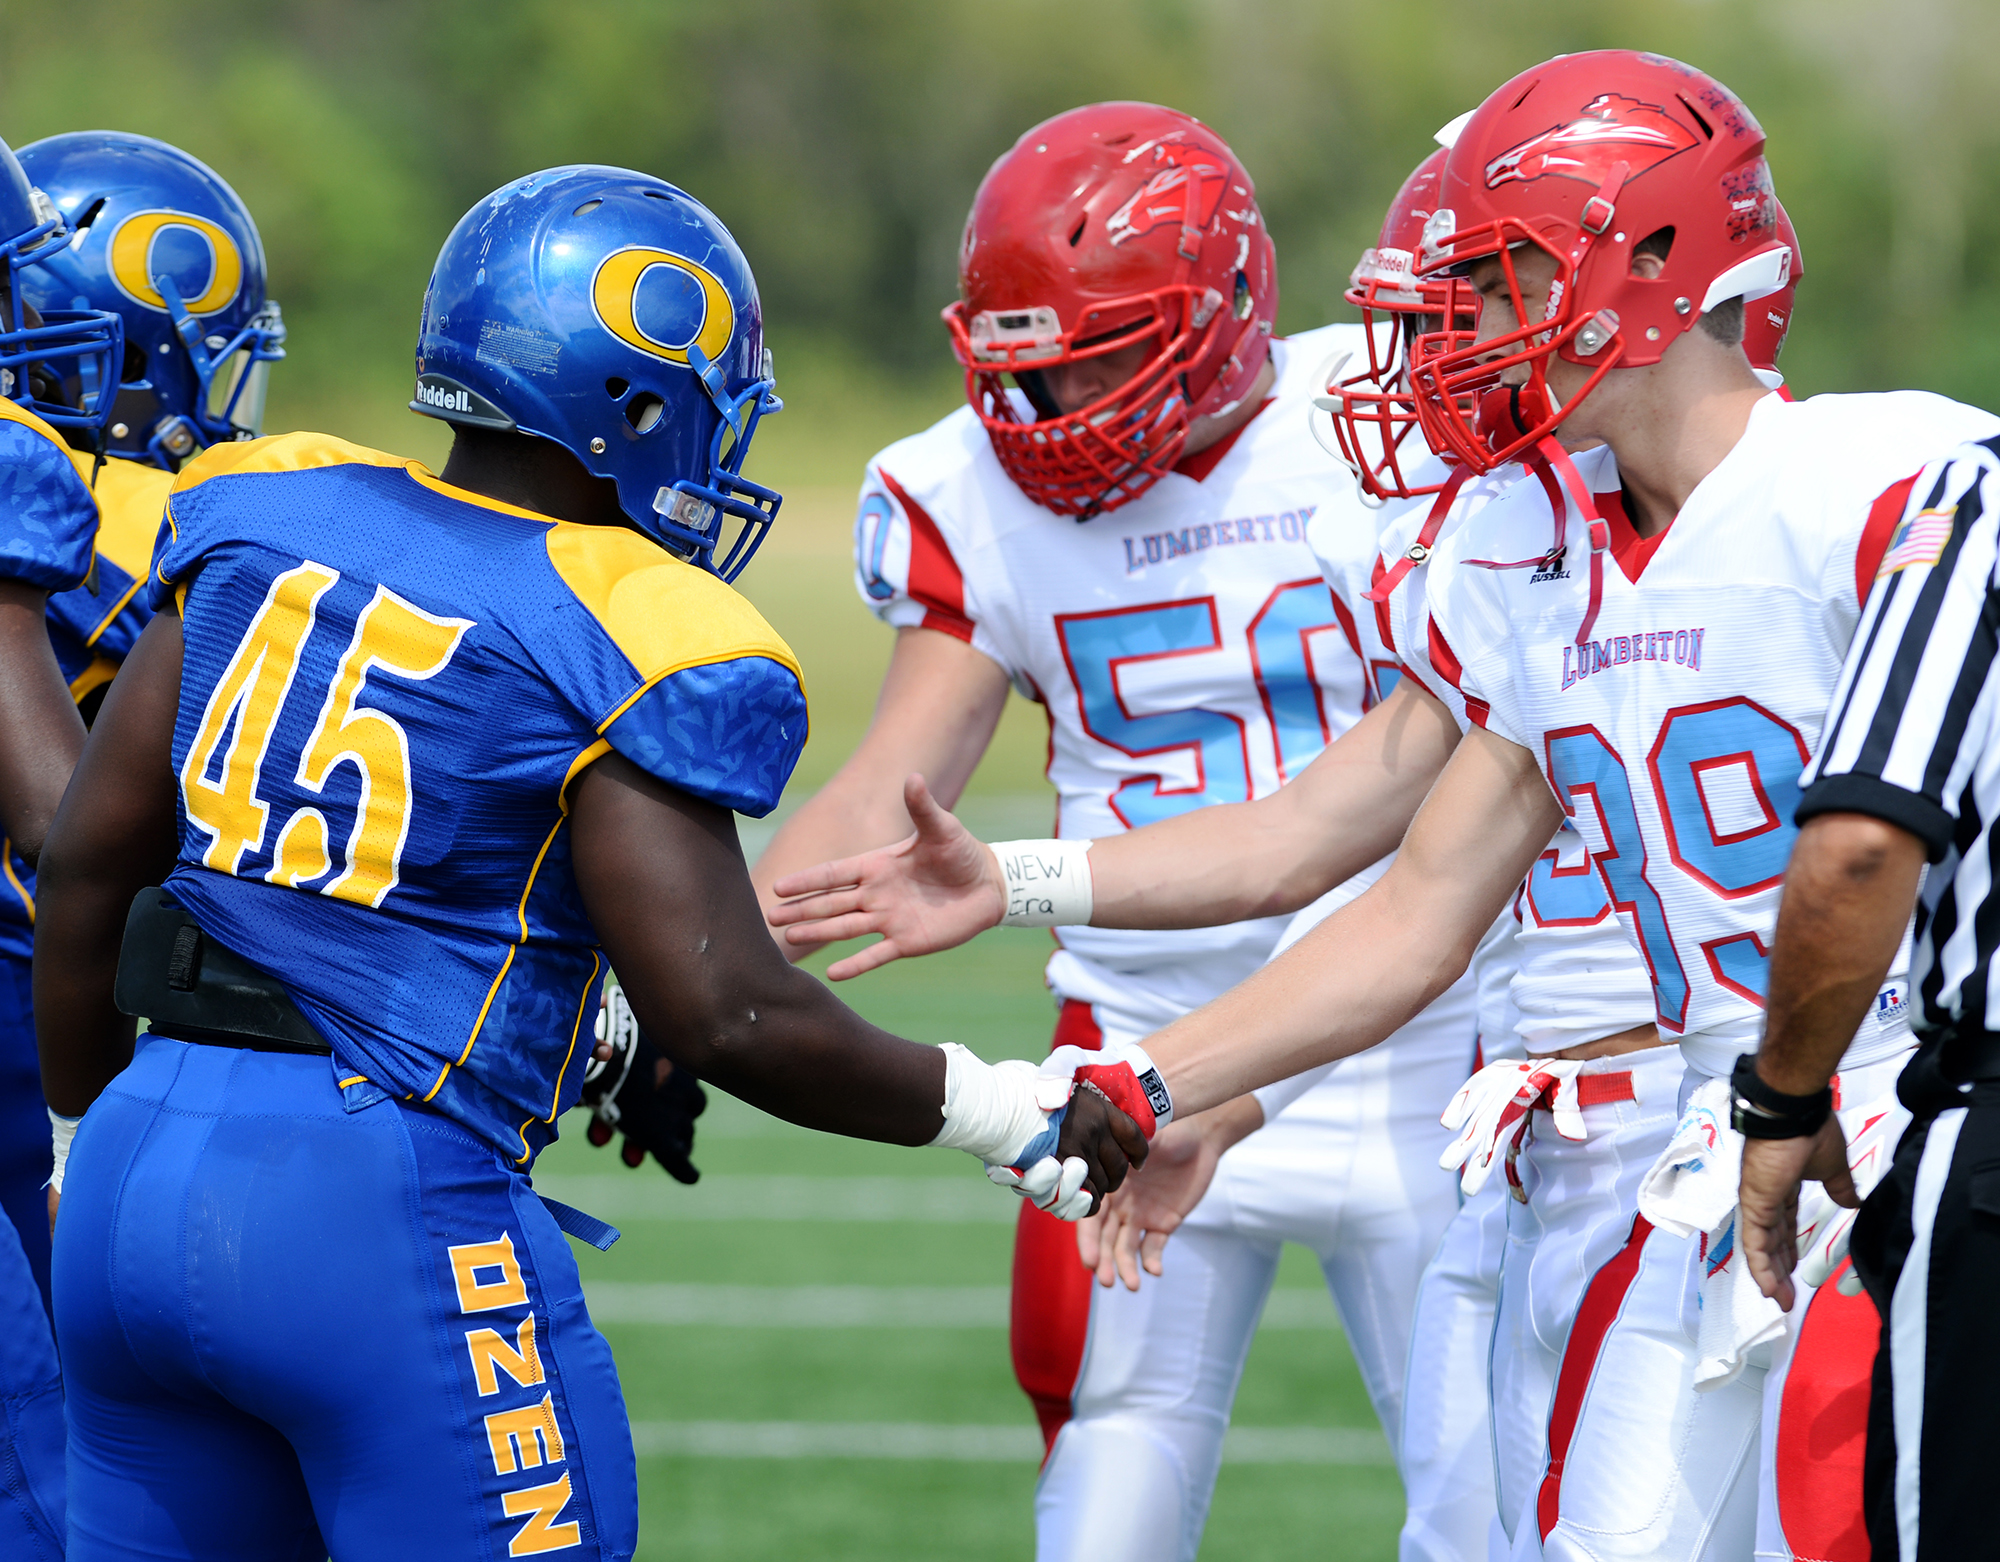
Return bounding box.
[150,434,808,1164]
[1426,390,2000,1075]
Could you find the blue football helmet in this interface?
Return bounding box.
[412,166,782,581]
[0,135,122,435]
[16,131,284,468]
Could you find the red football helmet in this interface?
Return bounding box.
[1408,51,1793,472]
[1325,148,1473,502]
[943,103,1278,517]
[1742,200,1803,372]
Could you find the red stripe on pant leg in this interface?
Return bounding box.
[1538,1214,1653,1541]
[1773,1258,1876,1562]
[1009,1000,1102,1459]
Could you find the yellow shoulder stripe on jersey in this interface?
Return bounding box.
[68,452,171,643]
[0,397,79,452]
[69,654,117,705]
[543,522,804,718]
[162,434,427,582]
[68,452,172,579]
[171,431,412,494]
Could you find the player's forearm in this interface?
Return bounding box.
[32,614,185,1115]
[1085,681,1459,929]
[33,855,143,1116]
[1142,866,1485,1116]
[1757,812,1926,1096]
[634,959,950,1144]
[0,581,86,866]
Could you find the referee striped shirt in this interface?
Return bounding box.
[1801,433,2000,1037]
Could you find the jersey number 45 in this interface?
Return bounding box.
[180,560,473,908]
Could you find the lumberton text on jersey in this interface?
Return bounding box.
[1122,507,1318,575]
[1560,628,1706,691]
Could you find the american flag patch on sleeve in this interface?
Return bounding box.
[1878,506,1958,575]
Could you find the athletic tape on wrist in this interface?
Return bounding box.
[991,839,1094,928]
[48,1108,80,1195]
[929,1043,1067,1163]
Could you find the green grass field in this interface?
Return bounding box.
[533,927,1407,1561]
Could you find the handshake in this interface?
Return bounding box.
[932,1041,1172,1219]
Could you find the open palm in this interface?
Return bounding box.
[768,774,1007,979]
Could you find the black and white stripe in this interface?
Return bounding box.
[1801,434,2000,1035]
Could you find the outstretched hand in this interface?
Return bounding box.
[768,774,1006,979]
[1077,1108,1242,1290]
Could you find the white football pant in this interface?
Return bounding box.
[1397,1175,1511,1562]
[1033,988,1476,1562]
[1491,1044,1685,1552]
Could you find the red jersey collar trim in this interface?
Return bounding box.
[1173,397,1273,484]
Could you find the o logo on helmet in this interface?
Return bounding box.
[107,210,243,316]
[590,247,734,367]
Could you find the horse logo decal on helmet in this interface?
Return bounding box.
[1484,94,1700,191]
[1105,136,1232,249]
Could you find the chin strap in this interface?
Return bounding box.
[1364,461,1474,605]
[1458,436,1609,645]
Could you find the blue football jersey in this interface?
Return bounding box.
[0,402,102,963]
[149,433,808,1164]
[48,451,169,697]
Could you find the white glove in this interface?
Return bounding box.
[1797,1104,1900,1297]
[1796,1204,1862,1296]
[1438,1059,1584,1197]
[930,1045,1094,1221]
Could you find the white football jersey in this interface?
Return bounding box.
[857,326,1377,1023]
[1311,455,1655,1058]
[1428,390,2000,1076]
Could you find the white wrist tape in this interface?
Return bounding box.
[48,1108,81,1195]
[991,839,1094,928]
[929,1043,1071,1163]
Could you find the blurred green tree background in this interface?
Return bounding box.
[4,0,1997,485]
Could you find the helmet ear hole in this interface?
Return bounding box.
[604,376,629,400]
[1634,227,1676,262]
[624,391,665,433]
[121,342,149,383]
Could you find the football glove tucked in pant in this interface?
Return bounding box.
[583,985,706,1184]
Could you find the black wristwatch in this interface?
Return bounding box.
[1729,1053,1833,1141]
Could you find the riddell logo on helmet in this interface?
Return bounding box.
[1106,136,1232,248]
[1484,94,1700,190]
[415,380,473,413]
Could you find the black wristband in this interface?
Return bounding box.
[1729,1053,1833,1141]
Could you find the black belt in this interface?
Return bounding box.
[114,888,331,1056]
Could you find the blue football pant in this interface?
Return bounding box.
[0,1185,63,1559]
[0,948,64,1558]
[0,952,54,1312]
[57,1036,638,1561]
